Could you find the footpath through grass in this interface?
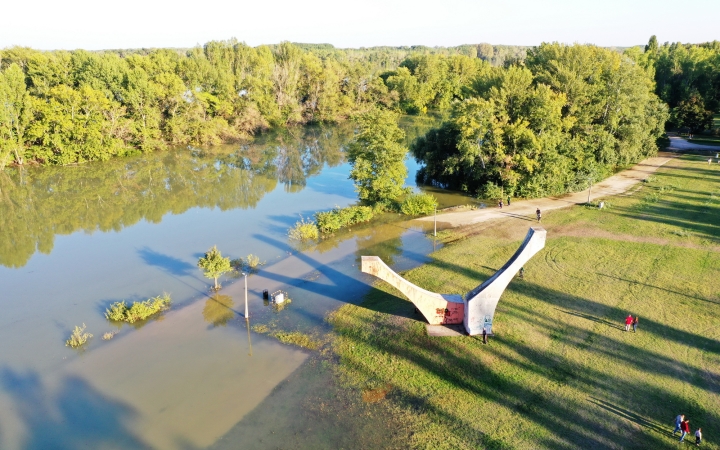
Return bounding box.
[328,154,720,449]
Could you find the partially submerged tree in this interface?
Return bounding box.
[197,245,232,290]
[347,108,408,204]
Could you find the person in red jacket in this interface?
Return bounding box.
[680,419,691,442]
[624,314,633,332]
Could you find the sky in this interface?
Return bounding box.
[1,0,718,50]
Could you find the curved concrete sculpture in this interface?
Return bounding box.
[361,227,546,335]
[361,256,464,325]
[464,227,546,335]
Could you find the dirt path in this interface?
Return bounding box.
[416,136,712,228]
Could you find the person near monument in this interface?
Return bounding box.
[632,315,639,333]
[673,414,685,435]
[680,419,691,442]
[536,208,541,222]
[624,314,633,332]
[482,327,488,344]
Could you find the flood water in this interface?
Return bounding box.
[0,116,474,449]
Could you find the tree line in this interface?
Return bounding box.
[626,36,720,133]
[412,43,669,199]
[0,41,491,169]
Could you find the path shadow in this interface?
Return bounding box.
[556,309,624,330]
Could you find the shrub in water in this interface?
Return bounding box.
[400,193,438,216]
[102,331,118,340]
[288,216,320,241]
[104,294,172,323]
[66,324,93,348]
[246,254,261,269]
[314,205,374,234]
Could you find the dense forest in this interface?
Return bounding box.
[412,42,671,198]
[0,41,497,168]
[1,37,719,199]
[626,36,720,132]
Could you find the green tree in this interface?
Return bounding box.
[673,94,714,132]
[347,108,408,204]
[0,64,33,167]
[197,245,232,290]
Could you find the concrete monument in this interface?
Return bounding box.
[361,227,546,335]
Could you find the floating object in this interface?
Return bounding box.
[263,289,269,300]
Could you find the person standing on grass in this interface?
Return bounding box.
[674,414,685,435]
[695,427,702,446]
[536,208,542,222]
[680,419,691,443]
[624,314,633,332]
[632,315,639,333]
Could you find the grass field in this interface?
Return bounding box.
[328,154,720,449]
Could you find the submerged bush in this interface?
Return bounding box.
[273,331,321,350]
[314,205,374,234]
[104,294,172,323]
[102,331,118,341]
[245,254,261,269]
[66,324,93,348]
[400,193,438,216]
[288,216,320,241]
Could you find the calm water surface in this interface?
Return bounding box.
[0,118,474,449]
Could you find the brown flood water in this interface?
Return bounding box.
[0,119,473,449]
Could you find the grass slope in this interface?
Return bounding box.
[329,154,720,449]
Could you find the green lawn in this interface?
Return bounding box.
[328,154,720,449]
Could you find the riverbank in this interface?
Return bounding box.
[327,152,720,448]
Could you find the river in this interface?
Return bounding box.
[0,116,474,449]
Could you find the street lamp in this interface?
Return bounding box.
[434,206,437,237]
[241,272,248,320]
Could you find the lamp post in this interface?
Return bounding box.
[242,272,248,320]
[434,206,437,237]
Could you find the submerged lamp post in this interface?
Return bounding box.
[242,272,248,319]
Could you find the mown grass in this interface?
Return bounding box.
[328,154,720,449]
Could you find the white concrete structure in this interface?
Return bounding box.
[361,227,546,335]
[464,227,546,335]
[361,256,464,325]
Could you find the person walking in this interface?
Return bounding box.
[695,427,702,446]
[498,200,503,209]
[680,419,691,443]
[536,208,542,222]
[624,314,633,332]
[674,414,685,435]
[519,267,525,279]
[507,196,511,206]
[632,315,639,333]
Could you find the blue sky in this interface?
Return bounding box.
[2,0,718,50]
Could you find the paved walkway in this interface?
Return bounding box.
[416,136,713,228]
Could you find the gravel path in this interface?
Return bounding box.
[416,135,715,228]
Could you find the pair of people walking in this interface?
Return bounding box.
[673,414,702,445]
[498,197,512,209]
[624,314,639,332]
